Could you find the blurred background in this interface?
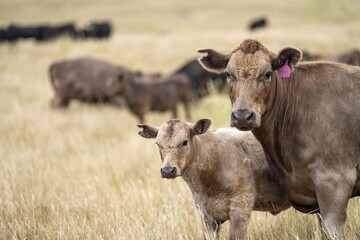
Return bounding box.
[0,0,359,239]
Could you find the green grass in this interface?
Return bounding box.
[0,0,360,239]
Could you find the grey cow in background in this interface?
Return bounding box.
[49,57,130,108]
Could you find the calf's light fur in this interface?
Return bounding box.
[138,119,289,240]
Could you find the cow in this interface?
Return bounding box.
[197,39,360,239]
[248,17,268,31]
[302,48,360,66]
[49,57,130,108]
[108,73,192,123]
[76,21,112,40]
[4,24,39,42]
[137,119,290,240]
[174,58,227,99]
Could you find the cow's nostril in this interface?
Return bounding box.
[160,166,177,178]
[245,111,254,122]
[231,112,239,121]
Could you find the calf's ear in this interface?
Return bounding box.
[197,49,230,74]
[137,124,159,139]
[191,119,211,136]
[272,47,302,71]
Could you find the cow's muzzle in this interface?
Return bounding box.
[230,109,257,131]
[160,166,177,179]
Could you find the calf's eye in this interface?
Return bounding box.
[182,140,188,147]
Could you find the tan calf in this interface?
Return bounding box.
[138,119,289,240]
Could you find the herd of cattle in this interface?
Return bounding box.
[134,39,360,240]
[46,38,360,239]
[49,57,226,122]
[0,21,111,43]
[49,47,359,125]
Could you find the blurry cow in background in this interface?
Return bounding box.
[2,23,76,42]
[174,58,227,100]
[49,57,130,108]
[248,17,268,31]
[107,72,192,123]
[76,21,112,40]
[302,48,360,66]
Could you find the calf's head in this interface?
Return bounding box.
[198,39,302,131]
[137,119,211,179]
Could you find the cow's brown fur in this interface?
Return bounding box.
[115,73,192,123]
[138,119,290,240]
[49,57,130,108]
[198,39,360,239]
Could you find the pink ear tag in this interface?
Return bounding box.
[279,60,291,78]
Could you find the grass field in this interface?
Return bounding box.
[1,0,360,239]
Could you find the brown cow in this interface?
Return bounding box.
[137,119,290,240]
[108,73,192,123]
[198,39,360,239]
[49,57,130,108]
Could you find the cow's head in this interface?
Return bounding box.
[106,72,130,97]
[198,39,302,131]
[137,119,211,179]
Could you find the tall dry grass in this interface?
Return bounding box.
[0,0,360,239]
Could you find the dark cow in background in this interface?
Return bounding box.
[302,48,360,66]
[107,72,192,123]
[174,58,226,99]
[76,21,112,40]
[138,119,290,240]
[2,23,76,43]
[198,39,360,239]
[248,17,268,31]
[49,57,130,108]
[0,21,111,43]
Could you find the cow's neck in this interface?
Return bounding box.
[181,134,218,193]
[252,71,302,176]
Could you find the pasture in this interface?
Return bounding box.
[1,0,360,239]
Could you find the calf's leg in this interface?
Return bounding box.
[228,206,251,240]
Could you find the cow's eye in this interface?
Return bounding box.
[182,140,188,147]
[265,71,272,79]
[226,72,230,78]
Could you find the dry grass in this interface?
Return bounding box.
[0,0,360,239]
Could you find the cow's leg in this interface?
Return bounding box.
[51,95,70,108]
[201,214,220,240]
[315,169,357,239]
[228,206,252,240]
[138,114,145,124]
[183,100,192,121]
[172,106,178,119]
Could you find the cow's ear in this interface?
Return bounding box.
[137,124,159,139]
[197,49,230,74]
[191,119,211,136]
[272,47,302,71]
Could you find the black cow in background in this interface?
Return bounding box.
[174,58,227,99]
[0,21,111,43]
[2,22,76,43]
[76,21,112,40]
[248,17,268,31]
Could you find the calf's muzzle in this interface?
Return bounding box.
[231,109,256,130]
[160,166,177,179]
